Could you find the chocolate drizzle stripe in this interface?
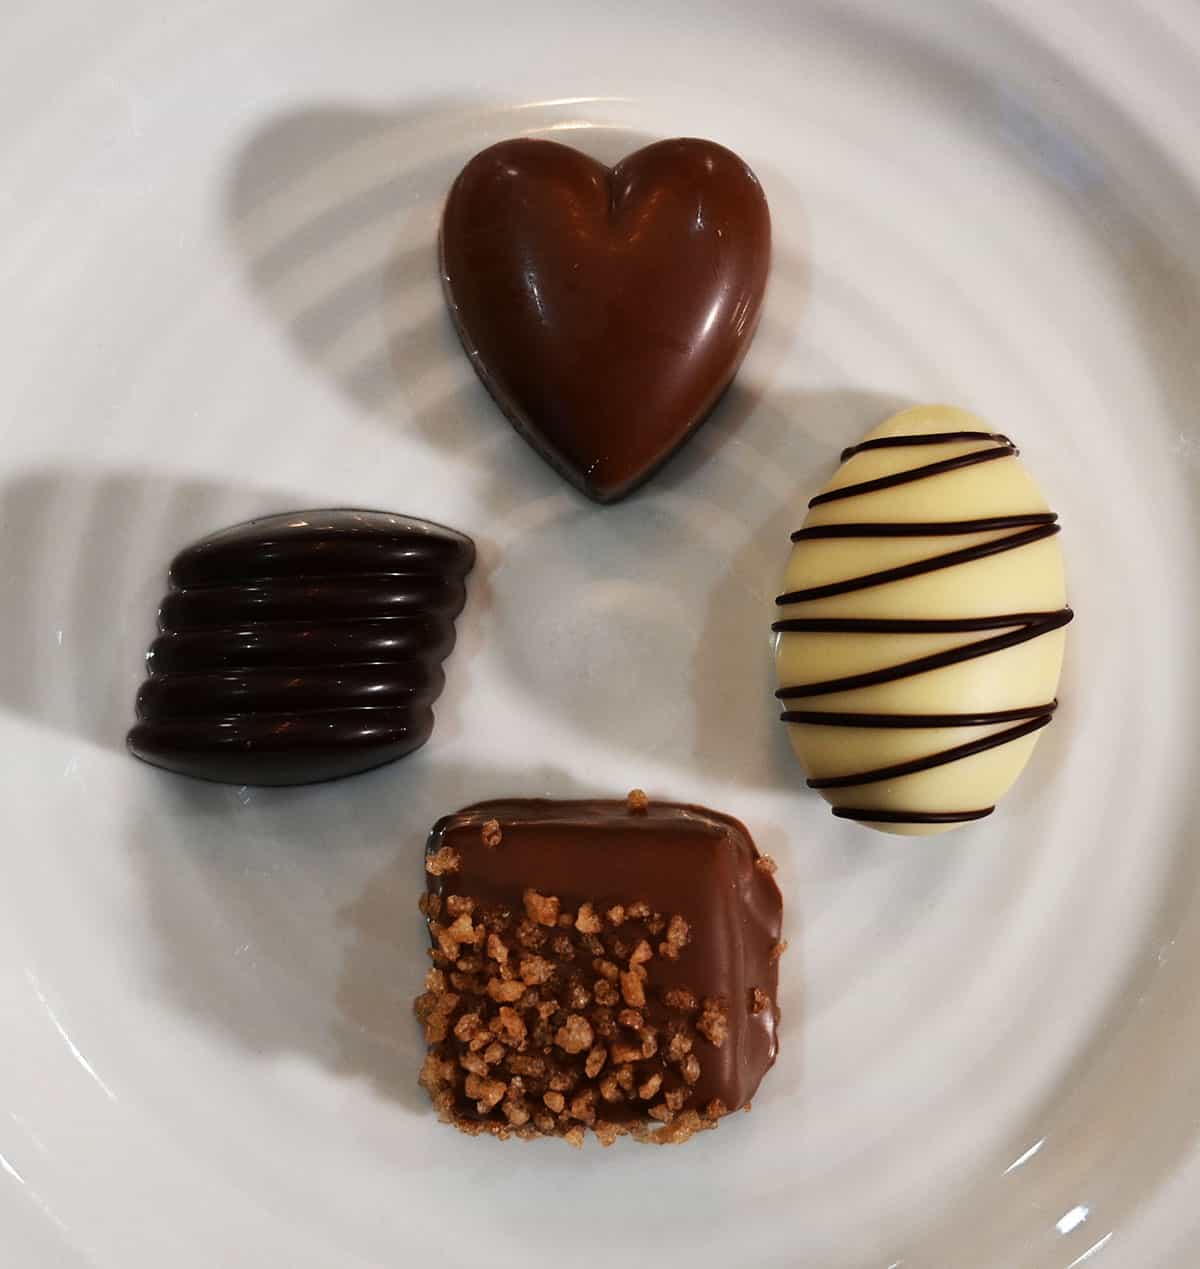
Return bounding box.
[790,513,1057,542]
[807,714,1052,790]
[809,439,1015,508]
[775,522,1060,604]
[838,430,1008,462]
[773,611,1068,635]
[775,610,1073,699]
[832,806,995,825]
[780,703,1057,728]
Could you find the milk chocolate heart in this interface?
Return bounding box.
[440,137,771,503]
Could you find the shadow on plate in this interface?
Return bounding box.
[483,386,913,788]
[0,463,485,761]
[224,98,880,787]
[223,98,809,517]
[0,465,309,756]
[129,758,629,1115]
[225,100,636,510]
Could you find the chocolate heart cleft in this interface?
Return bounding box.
[440,137,771,503]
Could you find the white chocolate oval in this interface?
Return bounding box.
[774,405,1071,836]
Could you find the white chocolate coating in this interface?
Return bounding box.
[774,405,1070,836]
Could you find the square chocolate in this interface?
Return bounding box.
[414,796,784,1146]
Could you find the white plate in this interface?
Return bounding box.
[2,2,1199,1265]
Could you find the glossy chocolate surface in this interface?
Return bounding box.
[128,509,474,785]
[440,137,771,503]
[774,429,1073,826]
[425,799,783,1119]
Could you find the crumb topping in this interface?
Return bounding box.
[696,997,729,1048]
[574,902,603,934]
[425,846,460,876]
[523,889,560,927]
[416,885,733,1147]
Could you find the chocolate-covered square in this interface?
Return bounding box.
[415,797,784,1146]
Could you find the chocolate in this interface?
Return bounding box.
[774,406,1072,834]
[416,798,783,1145]
[440,137,771,503]
[128,509,474,785]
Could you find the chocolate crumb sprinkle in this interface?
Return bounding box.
[425,846,461,876]
[696,997,729,1048]
[523,889,560,927]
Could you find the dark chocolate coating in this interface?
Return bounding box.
[128,509,474,786]
[440,137,771,503]
[425,799,783,1119]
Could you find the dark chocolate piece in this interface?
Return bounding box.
[128,509,474,785]
[416,798,783,1145]
[440,137,771,503]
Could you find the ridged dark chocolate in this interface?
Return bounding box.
[128,509,474,785]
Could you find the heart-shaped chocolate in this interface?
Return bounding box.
[440,137,771,503]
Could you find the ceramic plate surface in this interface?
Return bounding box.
[2,2,1199,1266]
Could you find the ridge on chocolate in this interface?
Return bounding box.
[128,509,474,785]
[440,136,771,503]
[415,796,784,1146]
[773,405,1073,835]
